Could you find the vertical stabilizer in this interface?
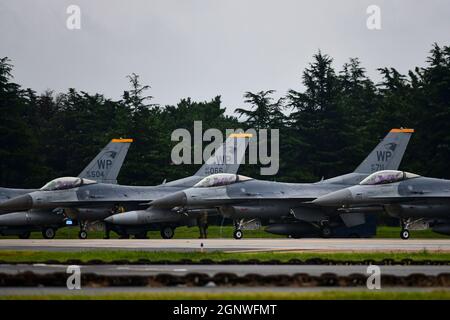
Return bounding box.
[354,129,413,174]
[78,139,133,184]
[195,133,250,176]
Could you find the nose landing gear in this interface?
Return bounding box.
[400,229,410,240]
[233,229,243,240]
[400,219,411,240]
[78,222,88,239]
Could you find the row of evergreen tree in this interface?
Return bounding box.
[0,43,449,188]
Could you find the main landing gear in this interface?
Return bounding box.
[42,227,56,239]
[319,220,332,238]
[160,226,175,239]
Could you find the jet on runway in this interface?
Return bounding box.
[0,139,132,239]
[0,134,249,239]
[312,169,450,239]
[109,129,414,239]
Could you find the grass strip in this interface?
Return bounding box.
[0,250,449,263]
[1,290,449,300]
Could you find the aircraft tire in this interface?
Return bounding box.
[400,229,410,240]
[78,230,88,239]
[321,227,332,238]
[42,227,56,239]
[160,226,174,239]
[233,229,243,240]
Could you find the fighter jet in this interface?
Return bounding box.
[312,169,450,239]
[131,129,413,239]
[0,139,132,239]
[0,134,249,239]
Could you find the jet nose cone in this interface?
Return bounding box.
[105,211,139,225]
[312,189,353,207]
[151,191,187,208]
[0,194,32,212]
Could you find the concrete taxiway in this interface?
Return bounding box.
[1,264,449,276]
[0,239,449,252]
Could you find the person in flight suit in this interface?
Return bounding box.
[197,211,208,239]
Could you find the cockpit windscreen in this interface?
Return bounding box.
[194,173,252,188]
[40,177,96,191]
[360,170,419,186]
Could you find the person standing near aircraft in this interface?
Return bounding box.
[197,211,208,239]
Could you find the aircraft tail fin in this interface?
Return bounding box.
[78,138,133,184]
[194,133,250,176]
[354,128,413,174]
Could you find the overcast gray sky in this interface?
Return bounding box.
[1,0,449,114]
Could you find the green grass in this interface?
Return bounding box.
[0,249,448,263]
[376,227,447,239]
[1,290,449,300]
[1,225,449,240]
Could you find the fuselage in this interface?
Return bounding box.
[150,176,365,223]
[0,176,207,222]
[315,176,450,220]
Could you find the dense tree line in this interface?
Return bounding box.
[0,43,449,188]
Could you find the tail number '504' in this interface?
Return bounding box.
[86,171,105,178]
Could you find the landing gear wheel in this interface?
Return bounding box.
[321,227,332,238]
[233,229,243,240]
[19,232,31,239]
[78,230,88,239]
[42,227,56,239]
[160,226,174,239]
[400,229,410,240]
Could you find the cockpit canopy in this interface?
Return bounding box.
[40,177,97,191]
[360,170,419,186]
[194,173,252,188]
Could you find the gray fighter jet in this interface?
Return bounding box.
[0,134,248,239]
[109,129,414,239]
[0,139,132,238]
[312,169,450,239]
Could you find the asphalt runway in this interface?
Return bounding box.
[1,264,449,276]
[0,238,449,252]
